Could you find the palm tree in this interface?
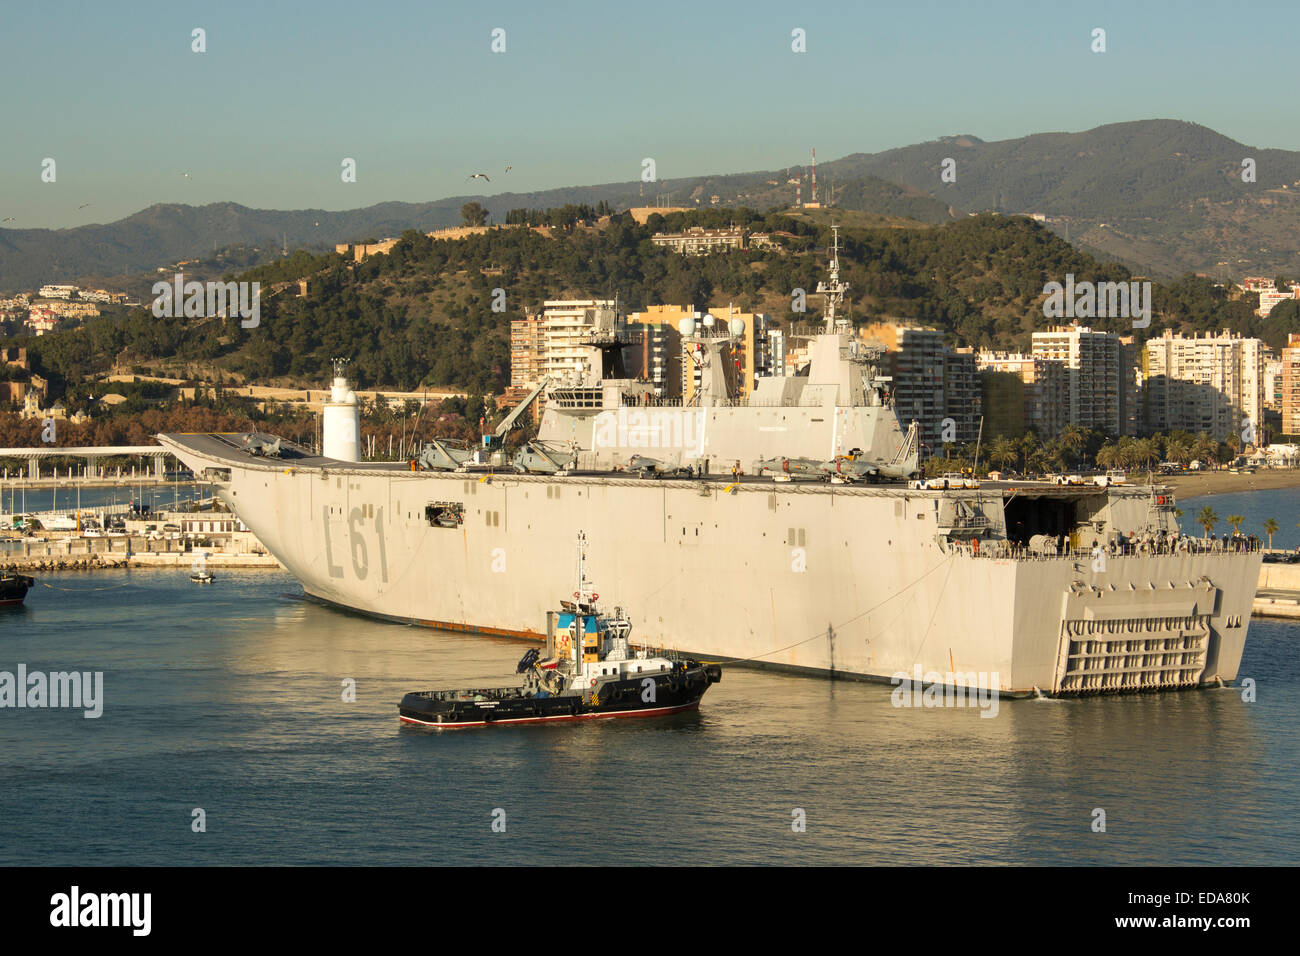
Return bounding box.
[1198,506,1218,537]
[988,436,1018,472]
[1044,438,1067,473]
[1132,437,1160,471]
[1164,437,1190,468]
[1116,436,1138,469]
[1193,432,1217,466]
[1096,443,1118,470]
[1024,445,1049,476]
[1059,424,1087,464]
[1227,514,1245,535]
[1264,518,1279,550]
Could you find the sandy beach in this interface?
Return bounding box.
[1163,469,1300,497]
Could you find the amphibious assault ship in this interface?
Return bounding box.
[159,232,1261,696]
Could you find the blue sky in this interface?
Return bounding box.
[2,0,1296,229]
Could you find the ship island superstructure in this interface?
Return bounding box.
[158,232,1261,697]
[513,228,920,481]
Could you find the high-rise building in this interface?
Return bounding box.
[976,352,1067,438]
[1275,335,1300,437]
[1118,336,1142,437]
[860,322,981,447]
[1143,330,1264,442]
[946,348,982,440]
[1031,326,1122,435]
[1265,355,1284,411]
[626,304,690,398]
[541,299,619,382]
[509,313,546,390]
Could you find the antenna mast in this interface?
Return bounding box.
[815,225,849,333]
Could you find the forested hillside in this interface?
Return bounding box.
[9,208,1283,404]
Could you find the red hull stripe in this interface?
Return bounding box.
[399,701,699,728]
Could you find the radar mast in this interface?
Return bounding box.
[815,224,850,333]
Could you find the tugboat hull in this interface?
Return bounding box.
[399,663,721,729]
[0,574,35,607]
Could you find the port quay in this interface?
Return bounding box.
[0,443,280,571]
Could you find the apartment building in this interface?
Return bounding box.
[1276,335,1300,437]
[1031,326,1123,435]
[625,304,691,398]
[539,299,619,382]
[859,322,981,446]
[1143,329,1264,442]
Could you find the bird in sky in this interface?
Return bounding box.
[1,217,14,223]
[77,203,92,210]
[467,173,490,182]
[182,172,191,179]
[504,165,512,174]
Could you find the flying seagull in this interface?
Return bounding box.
[1,217,14,223]
[77,203,92,210]
[182,172,192,179]
[467,173,490,182]
[504,165,512,174]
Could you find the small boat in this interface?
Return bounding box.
[399,533,721,728]
[1,572,35,607]
[190,569,214,583]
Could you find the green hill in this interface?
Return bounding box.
[9,208,1267,402]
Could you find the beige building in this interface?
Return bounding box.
[1031,326,1122,435]
[509,314,547,391]
[1144,329,1263,442]
[651,226,745,256]
[626,304,693,398]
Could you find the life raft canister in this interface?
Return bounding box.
[971,538,979,555]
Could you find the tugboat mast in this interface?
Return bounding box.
[574,531,587,673]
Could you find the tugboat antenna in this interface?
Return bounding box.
[574,531,587,672]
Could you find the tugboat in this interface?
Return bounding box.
[1,571,36,607]
[398,533,721,728]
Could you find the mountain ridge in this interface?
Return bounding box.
[3,119,1299,290]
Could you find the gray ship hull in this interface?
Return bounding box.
[159,433,1259,696]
